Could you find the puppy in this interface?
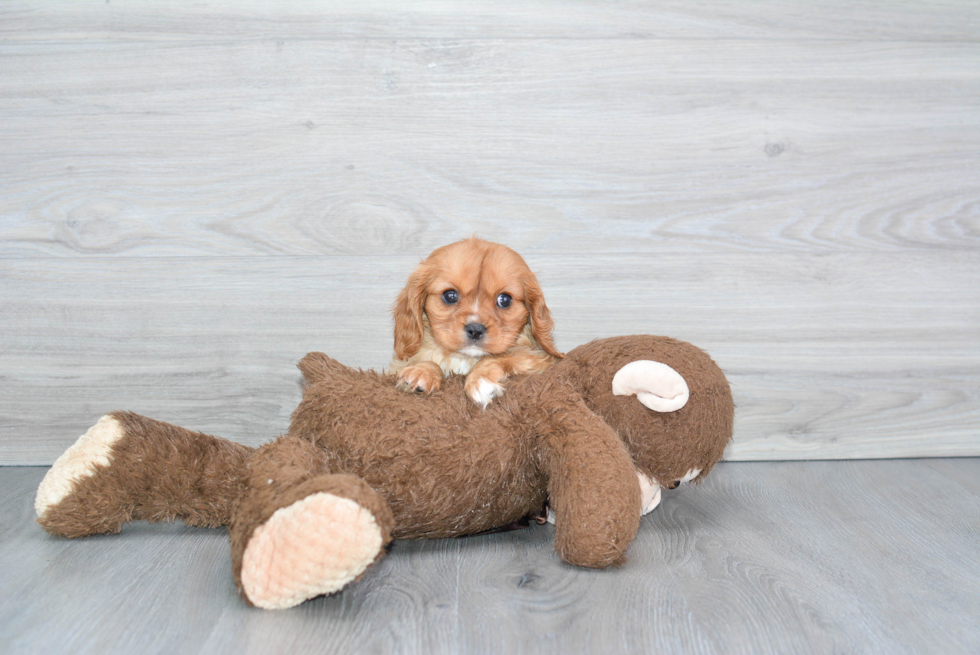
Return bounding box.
[391,237,562,407]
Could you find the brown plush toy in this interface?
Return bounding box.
[35,335,733,610]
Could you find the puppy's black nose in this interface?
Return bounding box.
[464,323,487,341]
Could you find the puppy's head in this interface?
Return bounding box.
[393,237,561,360]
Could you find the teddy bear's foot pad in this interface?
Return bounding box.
[240,492,385,610]
[35,414,124,522]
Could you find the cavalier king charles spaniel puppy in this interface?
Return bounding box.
[391,237,562,407]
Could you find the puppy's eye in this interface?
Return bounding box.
[496,293,512,309]
[442,289,459,304]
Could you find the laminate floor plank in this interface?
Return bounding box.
[3,0,978,42]
[2,39,978,260]
[2,460,977,654]
[2,4,979,261]
[2,253,977,463]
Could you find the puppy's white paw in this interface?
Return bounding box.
[36,415,125,519]
[467,377,505,409]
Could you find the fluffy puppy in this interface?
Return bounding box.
[391,237,562,407]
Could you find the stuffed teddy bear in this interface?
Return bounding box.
[35,335,733,610]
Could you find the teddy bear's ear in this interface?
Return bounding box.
[297,352,350,384]
[612,360,689,412]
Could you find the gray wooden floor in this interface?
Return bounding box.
[2,460,978,655]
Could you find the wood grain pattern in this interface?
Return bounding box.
[3,1,979,42]
[1,1,978,463]
[2,38,978,258]
[2,460,978,654]
[2,252,977,463]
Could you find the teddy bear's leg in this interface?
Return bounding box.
[229,436,394,610]
[36,411,253,538]
[539,396,642,569]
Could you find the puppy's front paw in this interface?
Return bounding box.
[465,363,507,408]
[396,364,442,395]
[466,377,505,408]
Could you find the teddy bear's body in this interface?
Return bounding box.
[292,356,549,541]
[35,335,733,609]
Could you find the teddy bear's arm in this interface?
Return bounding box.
[539,395,642,568]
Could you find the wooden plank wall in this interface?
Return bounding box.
[1,1,978,464]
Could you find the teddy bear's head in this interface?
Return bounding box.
[553,335,734,489]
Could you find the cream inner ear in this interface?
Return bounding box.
[612,360,690,412]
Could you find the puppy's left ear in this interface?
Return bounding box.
[524,272,563,358]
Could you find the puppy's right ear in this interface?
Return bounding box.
[524,271,563,359]
[392,264,430,359]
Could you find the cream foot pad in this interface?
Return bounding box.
[240,492,385,609]
[35,415,124,520]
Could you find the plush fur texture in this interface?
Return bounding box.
[391,237,562,406]
[36,412,251,538]
[36,335,733,609]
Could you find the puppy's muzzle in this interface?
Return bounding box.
[464,323,487,342]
